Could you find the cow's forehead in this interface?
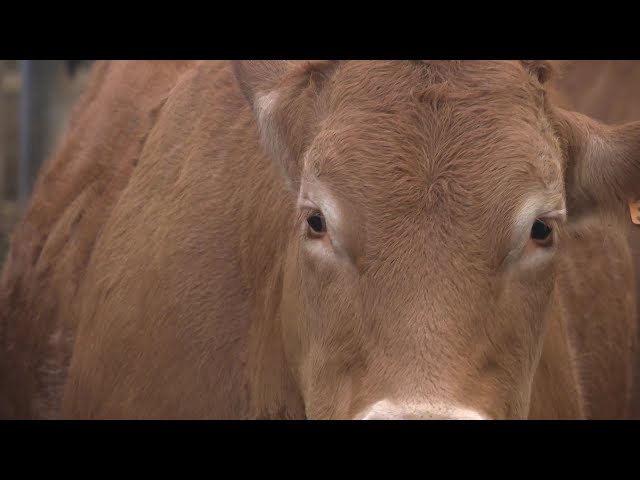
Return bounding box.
[325,60,546,105]
[316,60,554,155]
[308,81,561,207]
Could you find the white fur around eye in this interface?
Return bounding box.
[506,195,566,268]
[298,180,350,261]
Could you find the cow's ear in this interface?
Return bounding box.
[552,107,640,217]
[232,60,337,189]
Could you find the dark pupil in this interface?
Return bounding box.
[307,215,325,233]
[531,220,552,241]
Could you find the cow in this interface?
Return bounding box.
[1,60,639,419]
[549,60,640,419]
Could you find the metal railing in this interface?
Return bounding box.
[0,60,92,262]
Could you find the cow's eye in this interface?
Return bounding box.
[531,219,553,247]
[307,213,326,236]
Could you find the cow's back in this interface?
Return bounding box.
[59,60,277,419]
[0,61,197,418]
[553,61,640,123]
[2,60,302,419]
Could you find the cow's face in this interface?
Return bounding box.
[234,60,640,419]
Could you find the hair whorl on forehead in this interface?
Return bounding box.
[519,60,556,84]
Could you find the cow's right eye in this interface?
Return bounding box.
[307,213,326,236]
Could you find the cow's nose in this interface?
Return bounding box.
[354,400,489,420]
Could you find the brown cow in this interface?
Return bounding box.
[549,60,640,419]
[1,60,639,419]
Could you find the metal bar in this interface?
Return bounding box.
[0,60,5,203]
[18,60,62,209]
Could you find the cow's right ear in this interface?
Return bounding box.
[231,60,336,190]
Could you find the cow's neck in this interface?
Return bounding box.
[236,143,307,419]
[528,288,587,419]
[530,210,637,419]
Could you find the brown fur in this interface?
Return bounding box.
[1,60,639,419]
[549,60,640,419]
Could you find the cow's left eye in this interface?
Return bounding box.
[531,219,553,247]
[307,212,326,236]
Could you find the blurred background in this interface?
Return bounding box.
[0,60,94,261]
